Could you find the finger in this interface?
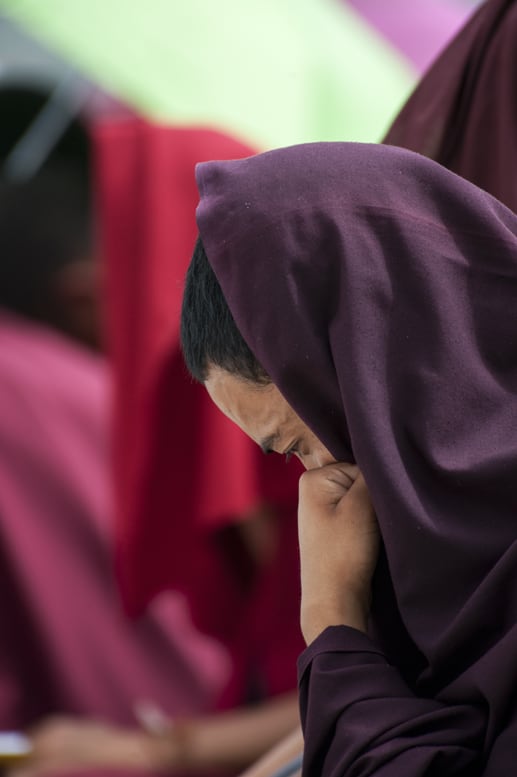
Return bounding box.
[322,463,358,490]
[133,701,171,735]
[301,462,356,489]
[346,474,375,510]
[299,464,356,507]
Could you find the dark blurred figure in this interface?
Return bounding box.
[0,85,231,772]
[0,83,99,348]
[0,83,90,174]
[0,169,99,349]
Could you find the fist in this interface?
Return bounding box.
[298,463,379,644]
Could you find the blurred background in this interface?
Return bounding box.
[0,0,483,150]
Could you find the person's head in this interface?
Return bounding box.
[181,236,333,469]
[0,84,100,348]
[0,168,100,349]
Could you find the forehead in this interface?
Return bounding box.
[204,367,295,445]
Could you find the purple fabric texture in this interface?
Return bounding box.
[384,0,517,214]
[195,142,517,774]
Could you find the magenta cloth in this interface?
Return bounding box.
[0,314,229,732]
[346,0,471,73]
[195,142,517,774]
[384,0,517,213]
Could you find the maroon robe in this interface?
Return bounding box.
[194,141,517,775]
[384,0,517,213]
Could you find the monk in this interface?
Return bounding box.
[181,141,517,776]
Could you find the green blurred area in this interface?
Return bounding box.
[0,0,415,148]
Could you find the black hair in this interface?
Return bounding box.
[180,235,269,384]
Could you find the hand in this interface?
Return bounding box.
[6,716,169,777]
[237,726,303,777]
[298,463,379,644]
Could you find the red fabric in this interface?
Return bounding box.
[192,505,304,709]
[94,120,303,698]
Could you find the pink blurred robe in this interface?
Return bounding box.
[0,313,230,732]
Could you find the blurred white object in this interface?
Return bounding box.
[0,731,32,759]
[133,701,171,735]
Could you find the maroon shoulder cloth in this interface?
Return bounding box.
[384,0,517,213]
[195,141,517,775]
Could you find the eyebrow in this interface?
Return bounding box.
[260,434,279,454]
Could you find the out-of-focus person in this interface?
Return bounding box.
[0,120,229,773]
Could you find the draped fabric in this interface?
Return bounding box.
[195,141,517,774]
[94,119,303,701]
[384,0,517,213]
